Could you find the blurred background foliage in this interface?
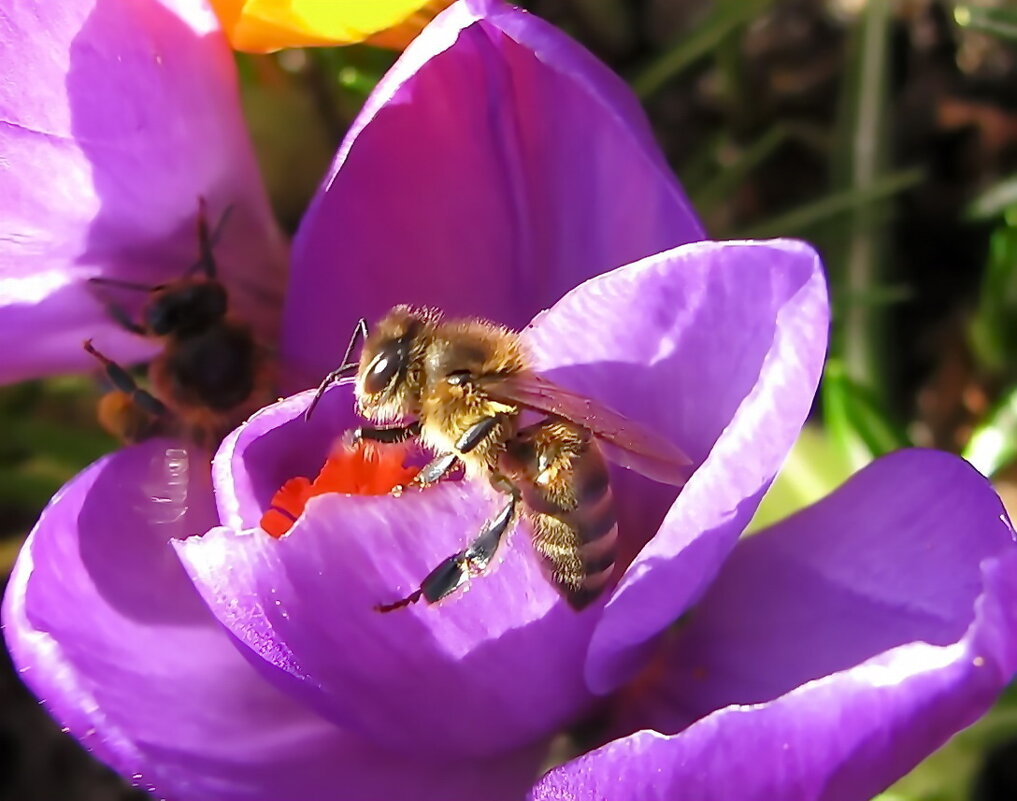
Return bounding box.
[3,1,1017,799]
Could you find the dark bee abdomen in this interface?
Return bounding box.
[162,322,256,411]
[501,420,618,609]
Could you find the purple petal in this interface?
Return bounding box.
[0,0,286,383]
[182,237,824,760]
[531,450,1017,801]
[520,239,828,693]
[2,440,543,801]
[179,385,597,759]
[282,0,703,389]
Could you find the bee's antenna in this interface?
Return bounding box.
[210,203,235,245]
[87,276,158,292]
[189,197,235,279]
[304,364,358,421]
[304,317,369,422]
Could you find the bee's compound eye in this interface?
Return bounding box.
[363,342,404,394]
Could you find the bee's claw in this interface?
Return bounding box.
[374,588,423,613]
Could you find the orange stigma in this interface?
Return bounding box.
[260,438,419,537]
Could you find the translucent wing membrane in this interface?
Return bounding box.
[482,372,692,486]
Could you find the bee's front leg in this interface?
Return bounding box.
[354,421,421,444]
[85,280,147,335]
[411,414,506,489]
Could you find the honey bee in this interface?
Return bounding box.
[307,306,691,611]
[84,200,274,450]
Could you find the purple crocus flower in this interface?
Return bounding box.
[3,2,1016,801]
[0,0,287,384]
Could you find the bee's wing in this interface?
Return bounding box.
[481,372,693,487]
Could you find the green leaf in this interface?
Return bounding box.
[969,222,1017,375]
[0,379,118,534]
[336,64,381,95]
[746,425,854,533]
[312,44,395,97]
[822,359,911,469]
[0,466,70,512]
[963,386,1017,477]
[954,5,1017,42]
[5,417,114,465]
[966,174,1017,221]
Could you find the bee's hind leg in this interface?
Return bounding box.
[83,339,168,418]
[424,485,517,602]
[375,475,519,612]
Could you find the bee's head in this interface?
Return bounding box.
[144,278,228,336]
[356,306,435,422]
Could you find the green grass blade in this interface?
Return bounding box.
[631,0,774,100]
[733,169,922,239]
[693,126,789,216]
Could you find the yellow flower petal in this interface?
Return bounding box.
[209,0,454,53]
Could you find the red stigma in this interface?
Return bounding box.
[260,438,419,537]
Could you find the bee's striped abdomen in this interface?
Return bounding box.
[501,420,618,609]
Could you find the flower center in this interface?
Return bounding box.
[260,438,419,537]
